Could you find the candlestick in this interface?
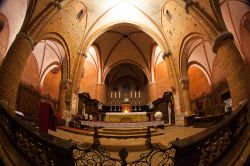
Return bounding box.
[139,91,140,98]
[135,91,136,98]
[119,91,120,98]
[115,91,116,98]
[111,91,112,98]
[131,91,132,98]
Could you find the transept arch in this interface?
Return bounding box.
[188,64,212,100]
[0,0,27,55]
[80,0,169,53]
[103,60,150,83]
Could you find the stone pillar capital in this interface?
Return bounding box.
[184,0,194,14]
[96,82,105,85]
[179,77,189,90]
[212,31,234,53]
[65,89,72,103]
[162,51,172,60]
[60,79,72,89]
[148,81,157,85]
[16,32,35,49]
[53,0,63,11]
[77,51,87,58]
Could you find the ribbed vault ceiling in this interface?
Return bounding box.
[95,24,155,77]
[105,63,148,91]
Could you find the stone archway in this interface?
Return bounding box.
[0,13,9,64]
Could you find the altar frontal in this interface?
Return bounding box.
[104,112,148,123]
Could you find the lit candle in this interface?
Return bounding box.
[131,91,132,98]
[115,91,116,98]
[111,91,113,98]
[119,91,120,98]
[135,91,136,98]
[139,91,140,98]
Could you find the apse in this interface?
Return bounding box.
[105,63,148,105]
[80,23,169,104]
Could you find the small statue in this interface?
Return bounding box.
[122,96,130,104]
[148,102,154,110]
[224,98,232,112]
[98,102,103,110]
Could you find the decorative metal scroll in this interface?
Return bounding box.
[73,141,175,166]
[129,144,175,166]
[198,106,248,165]
[73,142,121,166]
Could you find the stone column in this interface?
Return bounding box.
[179,78,192,115]
[162,51,182,116]
[70,52,86,116]
[212,32,250,108]
[96,83,106,104]
[0,33,34,110]
[58,79,72,118]
[73,52,86,93]
[148,82,158,102]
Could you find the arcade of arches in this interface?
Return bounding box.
[0,0,250,165]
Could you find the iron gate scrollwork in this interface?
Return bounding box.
[73,142,120,166]
[72,141,175,166]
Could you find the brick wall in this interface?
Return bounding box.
[80,62,97,99]
[21,53,40,89]
[41,69,61,100]
[188,66,211,100]
[155,61,171,98]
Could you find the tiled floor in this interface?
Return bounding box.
[49,125,206,162]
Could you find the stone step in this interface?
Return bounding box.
[99,128,158,135]
[98,130,164,139]
[101,127,148,132]
[98,130,158,135]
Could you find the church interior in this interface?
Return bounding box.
[0,0,250,165]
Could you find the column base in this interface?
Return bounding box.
[175,115,185,126]
[175,114,195,126]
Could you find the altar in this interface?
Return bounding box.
[104,112,148,123]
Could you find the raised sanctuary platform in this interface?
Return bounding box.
[80,120,164,128]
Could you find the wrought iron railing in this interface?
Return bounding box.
[72,141,175,166]
[172,103,248,166]
[0,104,75,166]
[0,102,248,166]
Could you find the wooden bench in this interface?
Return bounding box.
[193,110,231,127]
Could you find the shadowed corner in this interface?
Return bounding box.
[0,20,4,32]
[0,0,5,7]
